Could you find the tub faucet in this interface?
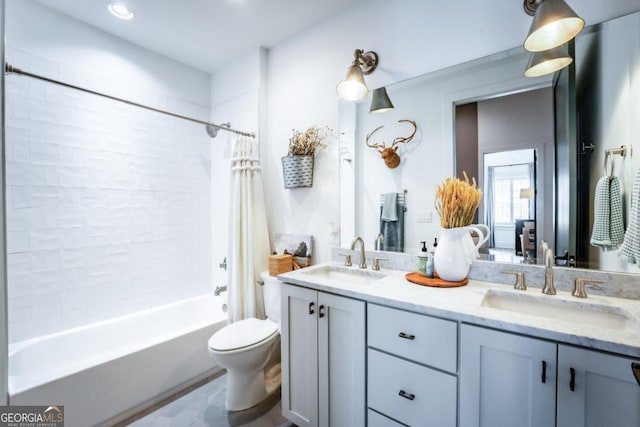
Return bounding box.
[350,236,367,269]
[541,241,556,295]
[214,285,227,296]
[374,233,384,251]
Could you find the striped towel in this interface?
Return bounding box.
[590,176,624,250]
[620,169,640,264]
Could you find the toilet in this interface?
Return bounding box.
[208,271,281,411]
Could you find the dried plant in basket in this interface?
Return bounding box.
[287,125,332,156]
[434,172,483,228]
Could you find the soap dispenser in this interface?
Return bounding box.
[417,241,428,276]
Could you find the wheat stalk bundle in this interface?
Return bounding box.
[434,172,483,228]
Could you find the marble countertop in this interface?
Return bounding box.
[278,262,640,358]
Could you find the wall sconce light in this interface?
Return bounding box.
[524,44,573,77]
[523,0,584,52]
[336,49,378,102]
[369,87,395,114]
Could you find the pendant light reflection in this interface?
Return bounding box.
[523,0,584,52]
[524,44,573,77]
[336,49,378,102]
[369,87,394,114]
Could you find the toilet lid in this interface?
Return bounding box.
[208,318,278,352]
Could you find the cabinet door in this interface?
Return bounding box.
[281,283,318,427]
[557,344,640,427]
[460,324,557,427]
[318,292,365,427]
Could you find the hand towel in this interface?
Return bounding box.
[381,192,398,222]
[620,169,640,264]
[590,176,624,250]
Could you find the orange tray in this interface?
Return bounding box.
[405,272,468,288]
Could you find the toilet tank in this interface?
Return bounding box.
[260,271,281,323]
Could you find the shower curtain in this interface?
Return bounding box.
[228,135,270,323]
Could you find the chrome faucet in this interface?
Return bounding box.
[350,236,367,269]
[374,233,384,251]
[541,241,556,295]
[214,285,227,296]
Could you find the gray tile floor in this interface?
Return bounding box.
[123,372,295,427]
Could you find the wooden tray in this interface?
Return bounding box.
[405,272,468,288]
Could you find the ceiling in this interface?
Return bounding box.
[33,0,366,74]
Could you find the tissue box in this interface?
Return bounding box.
[269,254,293,276]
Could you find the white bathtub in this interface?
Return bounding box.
[8,294,227,427]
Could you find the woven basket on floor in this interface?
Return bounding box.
[281,155,314,188]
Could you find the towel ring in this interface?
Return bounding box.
[604,153,615,177]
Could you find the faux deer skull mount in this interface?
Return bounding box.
[365,119,417,169]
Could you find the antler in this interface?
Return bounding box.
[390,119,417,151]
[365,125,386,152]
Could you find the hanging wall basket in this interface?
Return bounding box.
[282,155,314,188]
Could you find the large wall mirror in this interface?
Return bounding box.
[339,10,640,274]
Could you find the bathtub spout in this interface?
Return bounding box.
[214,285,227,296]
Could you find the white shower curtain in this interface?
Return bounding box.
[228,135,270,323]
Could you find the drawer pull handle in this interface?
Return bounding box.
[308,302,314,315]
[398,390,415,401]
[319,305,325,318]
[570,367,576,392]
[541,360,547,384]
[398,332,415,341]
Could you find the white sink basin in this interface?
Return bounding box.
[302,265,386,285]
[481,289,637,332]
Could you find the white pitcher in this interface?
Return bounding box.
[434,225,488,282]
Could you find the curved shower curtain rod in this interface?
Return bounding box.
[4,63,256,139]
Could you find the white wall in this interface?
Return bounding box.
[4,1,213,342]
[264,0,640,262]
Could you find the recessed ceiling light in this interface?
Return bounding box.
[108,2,134,20]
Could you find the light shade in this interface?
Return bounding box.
[336,64,369,101]
[369,87,394,114]
[520,188,536,199]
[524,0,584,52]
[108,2,134,20]
[524,44,573,77]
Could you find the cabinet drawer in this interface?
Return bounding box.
[368,409,404,427]
[368,304,457,373]
[368,349,457,427]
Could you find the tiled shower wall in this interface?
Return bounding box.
[4,47,214,343]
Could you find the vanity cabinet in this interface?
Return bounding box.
[460,324,640,427]
[280,283,365,427]
[557,344,640,427]
[459,324,557,427]
[367,304,458,426]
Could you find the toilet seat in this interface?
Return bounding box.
[208,318,278,352]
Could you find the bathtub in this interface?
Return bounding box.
[8,294,227,427]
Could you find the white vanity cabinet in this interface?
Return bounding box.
[557,344,640,427]
[367,304,458,426]
[460,324,640,427]
[459,324,557,427]
[280,283,365,427]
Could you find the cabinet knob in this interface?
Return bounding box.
[398,332,416,341]
[319,305,325,318]
[308,302,315,315]
[398,390,415,401]
[541,360,547,384]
